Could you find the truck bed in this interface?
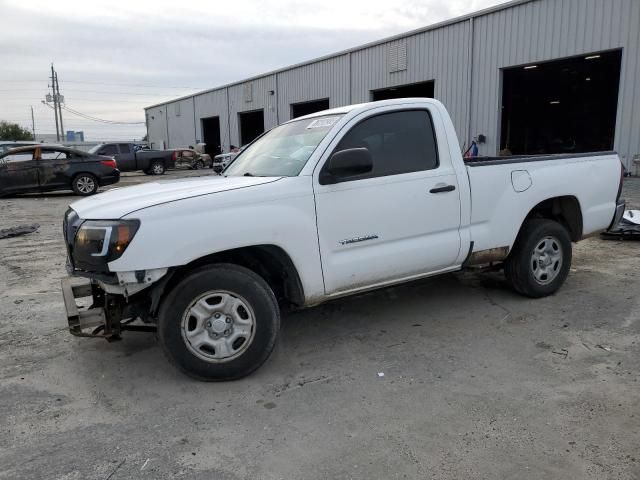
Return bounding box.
[464,151,621,254]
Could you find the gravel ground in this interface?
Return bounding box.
[0,172,638,479]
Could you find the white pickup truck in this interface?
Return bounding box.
[61,99,625,381]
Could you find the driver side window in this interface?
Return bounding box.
[325,109,439,182]
[1,151,34,166]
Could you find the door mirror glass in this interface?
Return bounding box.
[327,147,373,178]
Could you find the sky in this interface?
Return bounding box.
[0,0,509,141]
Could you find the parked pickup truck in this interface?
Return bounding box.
[62,99,625,381]
[88,143,174,175]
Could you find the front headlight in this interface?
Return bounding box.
[73,219,140,271]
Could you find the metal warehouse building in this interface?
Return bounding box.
[145,0,640,169]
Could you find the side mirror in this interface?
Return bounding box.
[327,147,373,178]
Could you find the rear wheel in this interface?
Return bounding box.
[72,173,98,196]
[158,264,280,381]
[150,161,165,175]
[194,160,205,170]
[504,219,571,298]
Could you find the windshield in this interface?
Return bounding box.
[87,144,103,154]
[224,115,342,177]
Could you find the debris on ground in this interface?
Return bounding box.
[602,210,640,240]
[0,223,40,239]
[596,344,612,352]
[552,349,569,359]
[377,372,385,377]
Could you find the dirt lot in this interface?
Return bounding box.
[1,172,639,479]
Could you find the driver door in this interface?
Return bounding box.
[0,149,39,194]
[313,108,462,295]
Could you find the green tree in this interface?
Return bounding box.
[0,121,33,141]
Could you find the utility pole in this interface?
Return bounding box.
[50,64,60,141]
[55,70,64,140]
[30,106,36,140]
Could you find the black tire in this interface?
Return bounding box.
[194,160,204,170]
[504,219,572,298]
[157,263,280,381]
[71,173,99,196]
[150,161,165,175]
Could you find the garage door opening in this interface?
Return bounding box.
[201,116,221,156]
[371,80,435,101]
[291,98,330,119]
[500,50,622,155]
[238,109,264,146]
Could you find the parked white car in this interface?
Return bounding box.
[62,98,625,380]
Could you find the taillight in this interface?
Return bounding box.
[171,151,177,161]
[617,160,624,200]
[101,159,117,169]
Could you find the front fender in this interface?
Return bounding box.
[109,176,325,302]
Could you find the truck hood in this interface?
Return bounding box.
[70,175,281,219]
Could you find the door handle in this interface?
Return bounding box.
[429,184,456,194]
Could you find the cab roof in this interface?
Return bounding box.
[287,98,441,122]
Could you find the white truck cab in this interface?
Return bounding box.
[61,99,625,380]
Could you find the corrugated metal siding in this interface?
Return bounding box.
[470,0,640,165]
[146,106,168,150]
[166,98,196,148]
[276,55,350,122]
[146,0,639,166]
[194,89,230,152]
[350,20,472,146]
[227,75,277,146]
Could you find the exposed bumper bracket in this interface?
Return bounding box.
[61,278,156,340]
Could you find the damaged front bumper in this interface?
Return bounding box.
[61,277,157,340]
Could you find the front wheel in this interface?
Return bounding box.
[157,264,280,381]
[504,219,572,298]
[194,160,205,170]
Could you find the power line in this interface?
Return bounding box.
[2,97,164,104]
[0,79,207,89]
[41,100,144,125]
[62,105,145,125]
[0,88,184,96]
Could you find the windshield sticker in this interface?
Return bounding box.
[306,117,339,129]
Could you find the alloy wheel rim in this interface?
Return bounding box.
[531,235,563,285]
[77,176,95,193]
[180,290,256,363]
[153,164,163,174]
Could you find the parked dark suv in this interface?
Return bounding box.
[0,145,120,197]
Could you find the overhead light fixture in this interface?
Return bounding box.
[524,65,538,70]
[586,77,591,81]
[550,100,561,105]
[585,55,601,60]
